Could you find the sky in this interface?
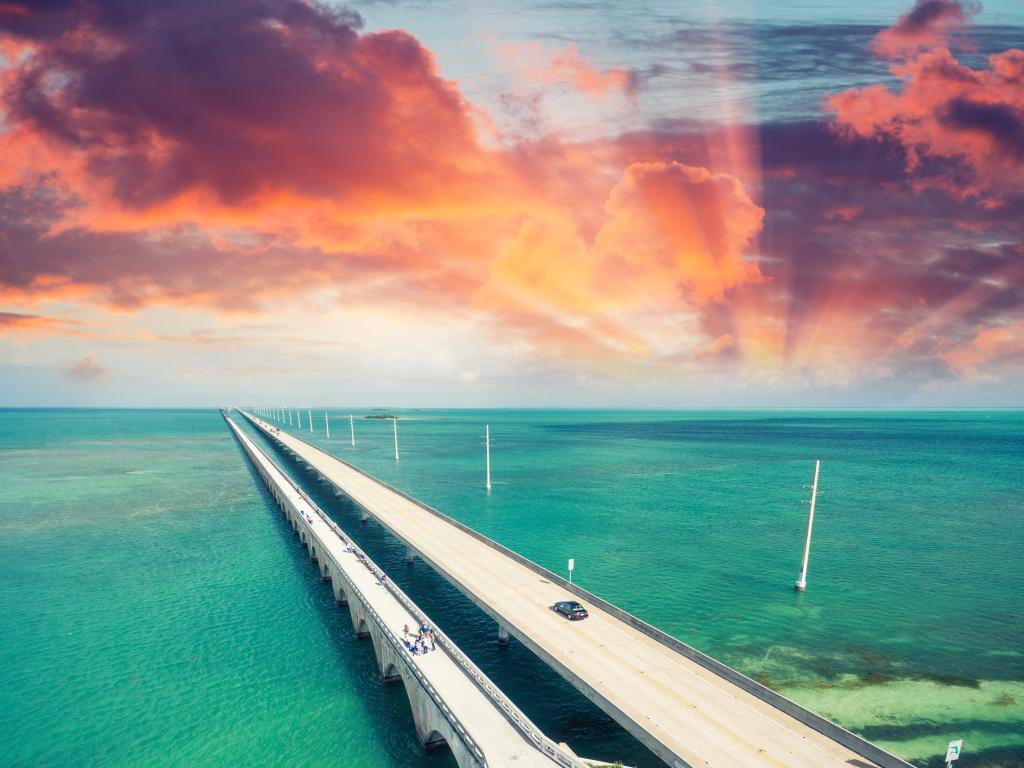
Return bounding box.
[0,0,1022,407]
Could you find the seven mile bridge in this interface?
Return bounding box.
[237,409,913,768]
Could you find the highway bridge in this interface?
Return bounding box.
[237,409,913,768]
[224,412,589,768]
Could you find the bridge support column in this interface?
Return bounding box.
[360,511,369,523]
[402,681,454,756]
[405,548,415,564]
[349,601,370,639]
[497,624,511,646]
[371,629,403,684]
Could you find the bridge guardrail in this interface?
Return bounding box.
[237,412,590,768]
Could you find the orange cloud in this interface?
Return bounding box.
[0,4,521,240]
[941,318,1024,375]
[597,162,764,303]
[0,310,73,332]
[487,162,763,314]
[480,161,764,367]
[497,41,636,99]
[0,0,766,379]
[16,0,1013,399]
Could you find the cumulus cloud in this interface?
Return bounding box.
[0,0,766,367]
[1,0,1020,397]
[0,0,508,228]
[828,0,1024,202]
[485,161,763,343]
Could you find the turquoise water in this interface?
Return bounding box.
[1,409,1021,767]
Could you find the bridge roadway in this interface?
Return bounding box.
[240,410,913,768]
[224,414,587,768]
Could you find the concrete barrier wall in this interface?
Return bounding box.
[241,411,914,768]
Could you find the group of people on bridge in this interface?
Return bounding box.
[402,624,437,656]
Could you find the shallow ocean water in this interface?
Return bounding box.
[1,409,1021,767]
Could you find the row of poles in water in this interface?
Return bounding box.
[251,407,492,492]
[248,407,817,590]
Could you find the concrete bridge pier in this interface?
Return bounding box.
[369,628,404,684]
[403,687,459,757]
[332,579,348,605]
[348,599,371,640]
[361,511,370,523]
[497,624,511,646]
[405,547,415,564]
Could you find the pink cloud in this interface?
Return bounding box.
[497,41,636,99]
[828,1,1024,202]
[870,0,979,59]
[942,318,1024,375]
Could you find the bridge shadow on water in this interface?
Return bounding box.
[244,423,665,768]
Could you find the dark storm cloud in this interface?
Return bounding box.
[941,98,1024,160]
[0,0,485,209]
[753,120,1024,361]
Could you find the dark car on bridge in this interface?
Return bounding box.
[553,600,589,620]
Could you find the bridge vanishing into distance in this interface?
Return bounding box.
[235,409,915,768]
[224,412,590,768]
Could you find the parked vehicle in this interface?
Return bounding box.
[552,600,589,620]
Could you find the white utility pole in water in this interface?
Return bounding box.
[298,409,303,430]
[795,460,821,592]
[288,409,293,426]
[325,412,330,440]
[349,415,356,446]
[485,425,492,491]
[392,418,399,461]
[308,409,313,433]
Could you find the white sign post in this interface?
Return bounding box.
[568,558,575,584]
[945,739,962,767]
